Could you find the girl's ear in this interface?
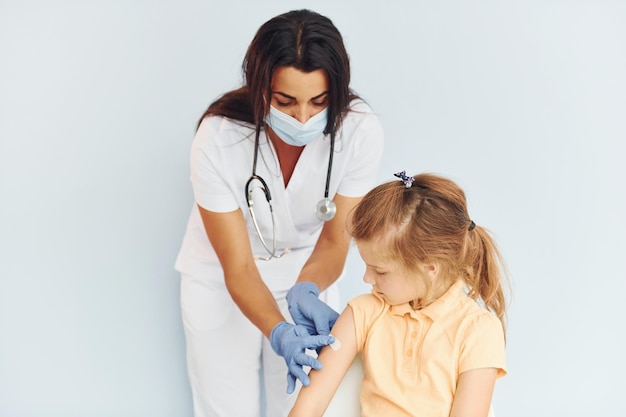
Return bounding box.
[422,262,439,281]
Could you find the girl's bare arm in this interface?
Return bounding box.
[449,367,498,417]
[288,306,359,417]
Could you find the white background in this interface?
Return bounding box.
[1,0,625,416]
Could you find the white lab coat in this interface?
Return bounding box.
[176,99,384,417]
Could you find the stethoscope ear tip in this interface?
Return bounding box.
[316,198,336,221]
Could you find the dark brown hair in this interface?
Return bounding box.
[198,9,357,142]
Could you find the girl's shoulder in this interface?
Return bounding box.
[348,293,387,317]
[347,293,388,345]
[456,296,504,337]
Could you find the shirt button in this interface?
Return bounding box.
[411,331,417,338]
[406,350,412,356]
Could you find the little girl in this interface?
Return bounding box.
[289,172,508,417]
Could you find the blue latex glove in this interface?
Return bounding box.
[286,282,340,336]
[269,321,335,394]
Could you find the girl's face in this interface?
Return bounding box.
[269,66,329,123]
[357,239,431,306]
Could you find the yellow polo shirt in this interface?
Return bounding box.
[348,280,507,417]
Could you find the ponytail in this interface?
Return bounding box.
[464,225,509,335]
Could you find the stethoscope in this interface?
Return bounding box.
[245,128,336,260]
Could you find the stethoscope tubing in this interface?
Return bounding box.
[246,128,334,259]
[324,132,335,200]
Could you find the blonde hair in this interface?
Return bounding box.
[349,173,509,334]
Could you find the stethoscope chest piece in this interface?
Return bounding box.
[315,198,336,221]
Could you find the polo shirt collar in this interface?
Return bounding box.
[388,280,466,320]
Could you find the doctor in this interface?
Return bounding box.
[175,9,384,417]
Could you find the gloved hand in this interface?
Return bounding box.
[270,321,335,394]
[287,282,340,336]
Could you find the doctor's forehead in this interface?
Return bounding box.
[270,67,329,97]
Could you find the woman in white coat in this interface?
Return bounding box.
[175,9,384,417]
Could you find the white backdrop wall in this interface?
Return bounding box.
[1,1,625,416]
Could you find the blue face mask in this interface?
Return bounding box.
[265,105,328,146]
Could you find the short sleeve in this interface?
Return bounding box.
[335,101,384,198]
[458,311,507,378]
[348,293,385,352]
[189,118,240,212]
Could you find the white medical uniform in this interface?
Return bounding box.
[175,99,384,417]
